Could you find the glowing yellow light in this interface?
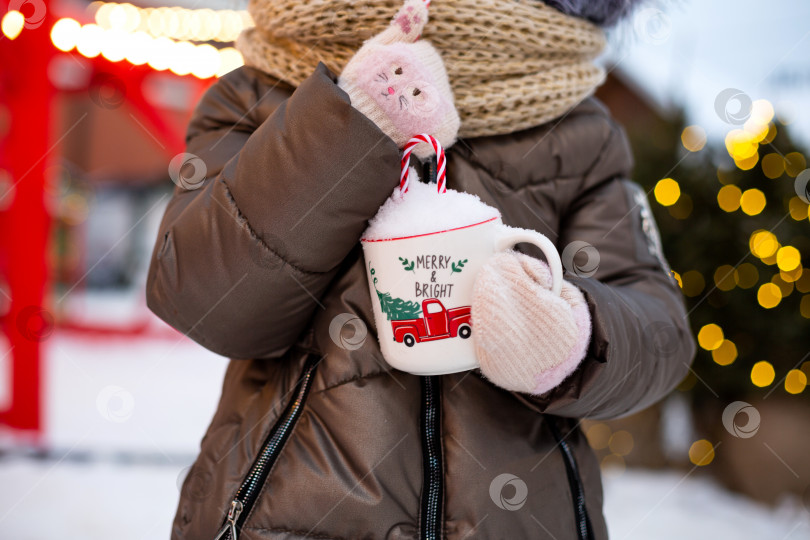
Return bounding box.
[785,369,807,394]
[101,28,128,63]
[735,152,759,171]
[121,3,141,33]
[681,125,706,152]
[788,197,809,221]
[95,2,114,28]
[734,262,759,289]
[713,265,736,291]
[1,10,24,40]
[797,272,810,293]
[217,47,244,77]
[712,340,737,366]
[169,40,197,76]
[688,439,715,466]
[751,361,775,387]
[750,230,779,259]
[147,8,163,36]
[761,123,777,144]
[761,153,785,179]
[608,431,634,456]
[125,31,152,65]
[740,189,766,216]
[801,295,810,319]
[757,282,782,308]
[147,36,174,71]
[681,270,705,297]
[716,168,735,185]
[585,423,611,450]
[771,273,793,297]
[77,24,105,58]
[785,152,807,177]
[668,193,692,220]
[697,324,724,351]
[717,184,742,212]
[750,99,775,125]
[725,129,757,160]
[190,43,220,79]
[671,270,683,288]
[654,178,680,207]
[781,266,802,283]
[51,18,81,52]
[776,246,801,272]
[743,119,769,143]
[108,4,128,30]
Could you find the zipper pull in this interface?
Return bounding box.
[213,500,243,540]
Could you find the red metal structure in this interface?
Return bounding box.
[0,0,213,435]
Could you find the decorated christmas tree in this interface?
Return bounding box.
[369,266,423,321]
[632,101,810,403]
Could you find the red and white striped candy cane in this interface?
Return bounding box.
[399,133,446,195]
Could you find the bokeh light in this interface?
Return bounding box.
[697,324,724,351]
[1,10,24,40]
[760,153,784,179]
[654,178,681,206]
[757,282,782,308]
[713,265,736,291]
[784,369,807,394]
[681,270,705,297]
[775,246,801,272]
[711,339,737,366]
[751,361,775,387]
[784,152,806,177]
[688,439,715,466]
[749,230,779,259]
[734,263,759,288]
[717,184,741,212]
[681,125,706,152]
[740,188,766,216]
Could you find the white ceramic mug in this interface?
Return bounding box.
[361,216,562,375]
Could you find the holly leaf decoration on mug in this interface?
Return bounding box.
[450,259,468,275]
[399,256,416,273]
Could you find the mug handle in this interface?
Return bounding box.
[494,226,563,296]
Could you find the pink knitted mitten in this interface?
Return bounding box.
[471,251,592,395]
[337,0,460,157]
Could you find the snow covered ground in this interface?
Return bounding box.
[1,330,808,539]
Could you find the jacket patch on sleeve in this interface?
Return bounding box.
[623,180,676,285]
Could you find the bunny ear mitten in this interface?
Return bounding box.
[337,0,460,157]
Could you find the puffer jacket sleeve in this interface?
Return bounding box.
[513,112,697,420]
[146,62,400,359]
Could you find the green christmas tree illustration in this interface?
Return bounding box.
[369,266,422,321]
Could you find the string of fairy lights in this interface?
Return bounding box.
[648,99,809,400]
[2,1,252,79]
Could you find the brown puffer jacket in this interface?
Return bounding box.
[147,62,696,540]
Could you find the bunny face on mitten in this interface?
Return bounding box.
[338,0,460,158]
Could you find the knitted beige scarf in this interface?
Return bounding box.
[236,0,607,138]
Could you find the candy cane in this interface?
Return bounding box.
[399,133,446,195]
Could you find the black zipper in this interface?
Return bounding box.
[419,375,444,540]
[548,419,594,540]
[214,354,320,540]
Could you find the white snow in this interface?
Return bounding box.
[602,468,809,539]
[362,168,501,241]
[0,323,808,539]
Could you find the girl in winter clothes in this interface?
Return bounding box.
[148,1,696,538]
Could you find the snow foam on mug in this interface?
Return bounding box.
[362,178,501,241]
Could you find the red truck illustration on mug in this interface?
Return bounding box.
[391,298,472,347]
